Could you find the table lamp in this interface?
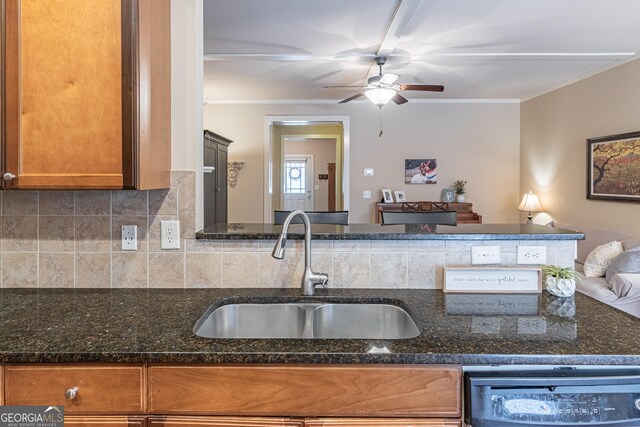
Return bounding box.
[518,191,543,223]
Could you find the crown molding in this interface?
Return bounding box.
[204,98,520,105]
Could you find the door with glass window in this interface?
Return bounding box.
[283,156,313,211]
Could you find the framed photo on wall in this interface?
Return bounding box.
[405,159,437,184]
[587,131,640,202]
[382,189,394,203]
[394,190,407,202]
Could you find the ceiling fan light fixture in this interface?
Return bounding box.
[365,88,396,107]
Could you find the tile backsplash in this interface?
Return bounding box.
[0,174,574,289]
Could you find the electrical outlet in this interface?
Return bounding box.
[517,246,547,265]
[471,246,501,265]
[161,220,180,249]
[121,225,137,251]
[363,190,372,199]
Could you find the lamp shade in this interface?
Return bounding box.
[518,191,543,212]
[365,88,395,107]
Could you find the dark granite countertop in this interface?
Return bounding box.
[0,288,638,365]
[196,223,585,241]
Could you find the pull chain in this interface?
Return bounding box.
[378,106,384,139]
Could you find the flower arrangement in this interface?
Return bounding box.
[542,265,578,280]
[452,180,467,195]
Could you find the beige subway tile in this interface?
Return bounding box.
[259,252,303,288]
[2,216,38,252]
[406,240,446,251]
[222,252,260,287]
[39,191,74,215]
[111,216,148,252]
[149,188,178,215]
[370,252,408,288]
[112,190,148,216]
[39,216,74,252]
[75,253,111,288]
[371,240,408,252]
[112,252,148,288]
[39,253,74,288]
[171,171,192,188]
[149,252,185,288]
[74,191,111,215]
[2,191,38,216]
[445,250,472,266]
[333,240,371,252]
[408,252,445,289]
[223,240,264,252]
[332,252,369,288]
[75,216,111,252]
[2,253,38,288]
[186,252,222,288]
[445,240,474,252]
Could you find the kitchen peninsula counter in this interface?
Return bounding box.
[196,223,585,241]
[0,288,638,365]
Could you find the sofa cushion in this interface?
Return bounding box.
[606,251,640,282]
[623,239,640,251]
[583,241,624,277]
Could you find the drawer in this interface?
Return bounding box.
[64,416,146,427]
[149,416,304,426]
[305,420,461,427]
[5,364,146,414]
[149,365,461,417]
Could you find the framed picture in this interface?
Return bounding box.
[394,190,407,203]
[405,159,437,184]
[587,131,640,202]
[443,267,542,293]
[381,189,394,203]
[441,188,455,202]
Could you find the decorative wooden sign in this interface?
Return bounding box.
[443,267,542,294]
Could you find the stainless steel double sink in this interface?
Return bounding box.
[194,302,420,339]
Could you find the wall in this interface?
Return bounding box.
[285,138,337,211]
[520,58,640,236]
[204,102,521,223]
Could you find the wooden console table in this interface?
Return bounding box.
[375,201,482,224]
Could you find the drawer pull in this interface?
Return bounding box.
[65,387,79,400]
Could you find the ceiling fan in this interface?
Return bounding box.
[327,56,444,107]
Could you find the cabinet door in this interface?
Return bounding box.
[148,416,303,427]
[65,416,146,427]
[203,141,218,228]
[304,419,460,427]
[4,0,124,189]
[215,143,228,224]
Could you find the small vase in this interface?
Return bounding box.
[456,195,465,203]
[546,277,576,298]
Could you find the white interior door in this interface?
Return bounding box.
[283,156,313,211]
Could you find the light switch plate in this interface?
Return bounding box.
[471,246,501,265]
[517,246,547,264]
[121,225,137,251]
[364,168,374,176]
[363,190,372,199]
[161,220,180,250]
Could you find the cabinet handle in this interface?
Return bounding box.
[65,386,78,400]
[3,172,16,182]
[203,166,215,173]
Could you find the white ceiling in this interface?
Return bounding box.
[203,0,640,103]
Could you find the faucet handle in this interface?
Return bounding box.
[316,273,329,288]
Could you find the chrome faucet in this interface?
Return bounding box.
[272,210,328,296]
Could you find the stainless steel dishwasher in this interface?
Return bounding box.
[464,368,640,426]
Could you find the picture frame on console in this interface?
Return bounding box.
[382,189,394,203]
[394,190,407,203]
[587,131,640,202]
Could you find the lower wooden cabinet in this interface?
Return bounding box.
[65,416,146,427]
[148,416,303,426]
[4,364,146,414]
[304,419,461,427]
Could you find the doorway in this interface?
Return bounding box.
[263,116,350,222]
[283,155,314,211]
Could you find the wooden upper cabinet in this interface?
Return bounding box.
[1,0,171,190]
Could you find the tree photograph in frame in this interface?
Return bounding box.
[587,131,640,202]
[405,159,437,184]
[382,189,394,203]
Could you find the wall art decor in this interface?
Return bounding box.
[587,131,640,202]
[405,159,437,184]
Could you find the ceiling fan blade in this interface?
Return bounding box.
[338,93,365,104]
[324,85,365,88]
[379,73,400,85]
[399,84,444,92]
[391,93,408,105]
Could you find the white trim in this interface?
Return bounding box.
[522,55,640,102]
[195,0,205,231]
[208,98,520,105]
[263,115,350,223]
